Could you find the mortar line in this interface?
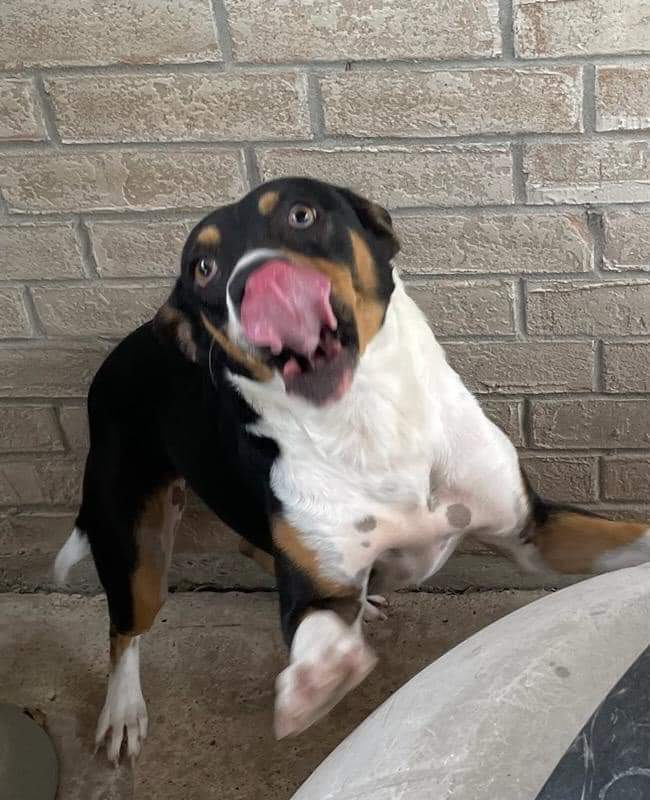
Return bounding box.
[521,397,533,448]
[0,189,9,223]
[20,286,46,337]
[243,146,261,189]
[510,142,527,204]
[498,0,515,60]
[4,128,650,153]
[0,277,176,290]
[595,455,605,501]
[587,206,606,275]
[208,0,235,64]
[5,200,650,225]
[32,73,61,145]
[306,71,327,140]
[581,63,597,133]
[514,277,528,340]
[51,406,72,453]
[73,217,100,278]
[5,52,650,79]
[593,339,605,392]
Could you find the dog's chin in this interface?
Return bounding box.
[280,345,357,406]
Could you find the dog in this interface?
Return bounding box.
[54,176,650,763]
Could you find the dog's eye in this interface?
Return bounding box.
[288,204,316,229]
[195,257,218,287]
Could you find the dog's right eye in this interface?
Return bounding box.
[195,258,218,287]
[288,204,317,229]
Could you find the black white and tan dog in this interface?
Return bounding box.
[54,177,650,763]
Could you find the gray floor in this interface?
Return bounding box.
[0,590,544,800]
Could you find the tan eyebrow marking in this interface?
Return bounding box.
[258,191,280,216]
[196,225,220,246]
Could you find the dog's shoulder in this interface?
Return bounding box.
[89,322,189,405]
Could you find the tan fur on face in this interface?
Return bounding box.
[258,191,279,216]
[281,235,386,354]
[534,511,648,573]
[196,225,220,246]
[201,313,273,382]
[349,230,377,293]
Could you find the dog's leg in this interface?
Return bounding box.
[92,478,186,763]
[473,490,650,576]
[238,537,275,576]
[271,517,376,739]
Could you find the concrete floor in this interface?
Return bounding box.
[0,589,545,800]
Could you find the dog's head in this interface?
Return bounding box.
[157,177,400,406]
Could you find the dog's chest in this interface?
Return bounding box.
[233,284,527,583]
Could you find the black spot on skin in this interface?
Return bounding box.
[446,503,472,529]
[428,494,439,512]
[361,540,371,548]
[355,515,377,532]
[555,665,570,678]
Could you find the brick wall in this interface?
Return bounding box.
[1,0,650,589]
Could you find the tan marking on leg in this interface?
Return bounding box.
[272,517,353,598]
[196,225,220,246]
[201,313,274,382]
[535,511,647,574]
[130,479,185,634]
[109,629,133,667]
[258,190,279,216]
[239,537,275,576]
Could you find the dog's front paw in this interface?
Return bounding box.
[274,611,377,739]
[95,691,148,765]
[95,664,148,765]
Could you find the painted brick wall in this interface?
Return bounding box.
[1,0,650,589]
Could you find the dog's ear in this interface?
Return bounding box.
[153,282,198,362]
[335,186,400,261]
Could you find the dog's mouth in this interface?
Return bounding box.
[239,259,356,405]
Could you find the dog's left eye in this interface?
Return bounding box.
[195,258,218,287]
[288,204,316,229]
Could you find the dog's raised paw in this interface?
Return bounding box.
[274,612,377,739]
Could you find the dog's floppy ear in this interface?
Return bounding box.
[153,282,198,362]
[335,186,400,261]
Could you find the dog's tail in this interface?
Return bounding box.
[523,490,650,575]
[53,526,91,584]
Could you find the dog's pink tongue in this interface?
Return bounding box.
[240,260,336,356]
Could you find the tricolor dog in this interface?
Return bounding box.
[55,177,650,763]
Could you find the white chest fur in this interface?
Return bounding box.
[231,275,528,586]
